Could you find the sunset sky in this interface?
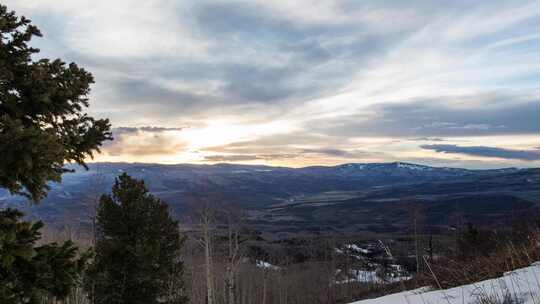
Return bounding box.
[7,0,540,168]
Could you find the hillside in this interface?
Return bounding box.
[351,262,540,304]
[3,162,540,237]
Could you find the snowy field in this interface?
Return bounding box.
[351,262,540,304]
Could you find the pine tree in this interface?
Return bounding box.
[0,209,90,303]
[0,5,111,303]
[0,4,112,202]
[86,173,187,304]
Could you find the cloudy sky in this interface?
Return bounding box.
[7,0,540,168]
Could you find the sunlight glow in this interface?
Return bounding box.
[180,119,296,150]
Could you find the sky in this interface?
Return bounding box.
[6,0,540,168]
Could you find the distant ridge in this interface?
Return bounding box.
[5,161,539,237]
[80,161,527,171]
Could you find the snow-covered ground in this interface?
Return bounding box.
[335,269,411,285]
[344,244,371,254]
[351,262,540,304]
[255,260,280,270]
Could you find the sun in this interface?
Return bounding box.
[180,119,294,151]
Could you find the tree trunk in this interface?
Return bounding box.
[262,271,267,304]
[203,216,214,304]
[227,266,235,304]
[414,216,420,274]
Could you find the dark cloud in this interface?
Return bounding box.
[309,94,540,138]
[113,78,216,108]
[102,64,326,119]
[202,146,371,163]
[258,153,299,160]
[185,1,400,105]
[193,2,359,45]
[203,155,261,162]
[203,153,297,162]
[202,133,340,154]
[37,1,405,122]
[301,148,370,158]
[114,126,186,134]
[421,144,540,161]
[221,64,303,103]
[409,137,447,142]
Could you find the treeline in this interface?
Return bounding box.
[41,198,411,304]
[178,206,404,304]
[419,215,540,289]
[37,198,540,304]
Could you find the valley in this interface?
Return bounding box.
[4,162,539,239]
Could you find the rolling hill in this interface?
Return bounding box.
[3,162,539,238]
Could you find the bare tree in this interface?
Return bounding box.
[194,203,216,304]
[84,165,107,304]
[223,206,248,304]
[409,204,425,274]
[86,165,107,247]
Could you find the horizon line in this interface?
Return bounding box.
[80,161,532,171]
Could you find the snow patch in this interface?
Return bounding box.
[350,262,540,304]
[255,260,280,270]
[335,269,411,285]
[345,244,371,254]
[396,162,432,171]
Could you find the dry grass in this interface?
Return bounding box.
[419,234,540,290]
[472,292,524,304]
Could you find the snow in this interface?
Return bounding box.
[335,270,378,284]
[350,262,540,304]
[233,169,273,173]
[396,162,432,171]
[255,260,280,270]
[345,244,370,254]
[335,269,411,285]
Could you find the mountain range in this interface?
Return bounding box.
[2,162,539,238]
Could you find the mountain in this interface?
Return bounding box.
[3,162,539,238]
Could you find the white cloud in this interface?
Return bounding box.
[8,0,209,58]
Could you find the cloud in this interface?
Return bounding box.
[203,153,298,162]
[5,0,540,168]
[308,93,540,138]
[203,154,261,162]
[103,127,187,157]
[114,126,186,134]
[421,144,540,161]
[202,144,372,164]
[106,78,221,117]
[301,148,370,158]
[11,0,404,122]
[409,137,447,142]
